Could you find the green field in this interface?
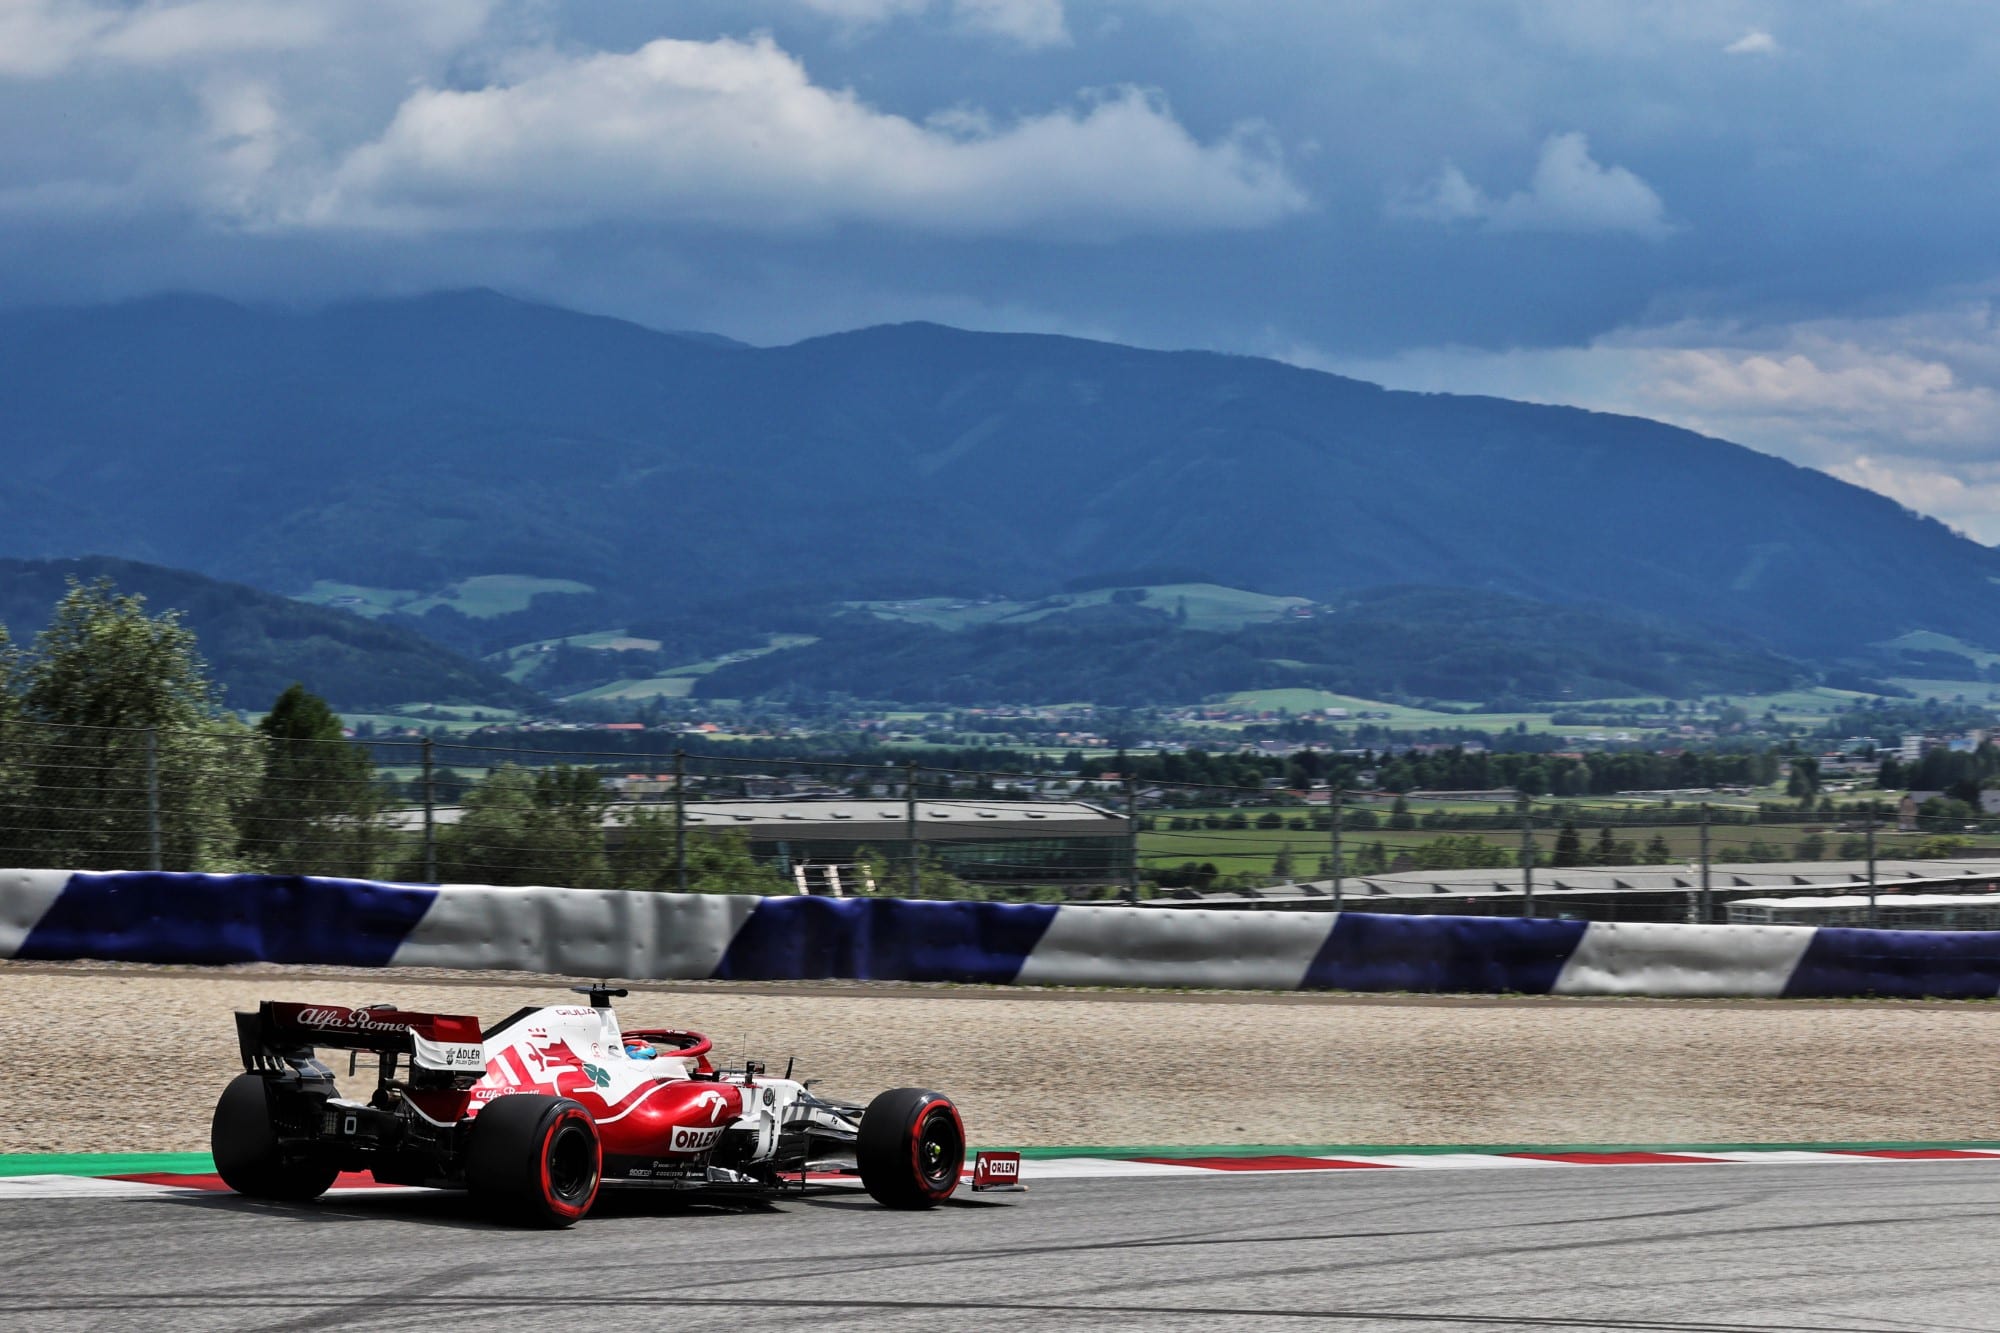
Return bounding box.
[1211,684,1888,735]
[297,581,420,619]
[1884,678,2000,703]
[566,674,699,701]
[853,583,1309,634]
[1876,630,2000,669]
[497,628,664,682]
[1140,805,1953,879]
[563,634,818,702]
[339,704,522,734]
[300,574,593,621]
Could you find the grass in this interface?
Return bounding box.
[1876,630,2000,669]
[566,675,699,701]
[297,574,593,622]
[1884,678,2000,703]
[561,634,818,703]
[297,581,418,619]
[1139,804,1957,878]
[403,574,593,619]
[853,583,1310,634]
[496,628,664,682]
[340,706,522,735]
[1208,684,1896,736]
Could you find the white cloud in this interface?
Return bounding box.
[1393,132,1670,239]
[1826,456,2000,521]
[796,0,1068,47]
[304,35,1303,236]
[1489,132,1670,236]
[0,0,110,76]
[1388,161,1483,223]
[0,0,492,76]
[1314,300,2000,539]
[952,0,1067,47]
[1724,29,1779,56]
[1637,343,1999,455]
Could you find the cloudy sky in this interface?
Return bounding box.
[6,1,2000,536]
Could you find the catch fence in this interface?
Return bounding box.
[0,717,1987,921]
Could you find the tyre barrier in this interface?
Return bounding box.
[4,868,2000,998]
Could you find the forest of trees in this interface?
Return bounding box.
[691,587,1804,709]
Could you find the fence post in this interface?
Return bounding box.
[421,736,437,884]
[674,748,688,894]
[145,726,162,871]
[1519,800,1536,919]
[1331,786,1344,910]
[1866,808,1878,928]
[906,760,920,898]
[1124,775,1139,903]
[1699,802,1711,924]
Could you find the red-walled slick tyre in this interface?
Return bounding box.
[211,1074,339,1202]
[857,1088,964,1210]
[465,1094,601,1228]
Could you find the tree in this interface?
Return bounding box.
[13,579,253,870]
[1387,794,1416,830]
[1552,820,1583,868]
[1406,835,1513,871]
[850,843,976,899]
[1592,825,1617,866]
[238,684,387,876]
[1786,756,1821,801]
[433,764,613,888]
[1642,833,1673,865]
[1271,842,1296,881]
[1793,832,1827,862]
[611,809,788,894]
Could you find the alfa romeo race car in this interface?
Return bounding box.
[210,984,1018,1226]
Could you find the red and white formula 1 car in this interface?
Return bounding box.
[210,984,1019,1226]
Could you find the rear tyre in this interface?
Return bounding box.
[210,1073,339,1202]
[857,1088,964,1210]
[465,1094,600,1228]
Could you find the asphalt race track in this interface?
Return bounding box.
[3,1164,1998,1331]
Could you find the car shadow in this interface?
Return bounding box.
[158,1183,1008,1231]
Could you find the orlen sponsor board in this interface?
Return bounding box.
[972,1151,1023,1191]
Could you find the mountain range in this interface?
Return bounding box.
[1,290,1996,707]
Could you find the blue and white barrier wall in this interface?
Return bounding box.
[5,869,2000,999]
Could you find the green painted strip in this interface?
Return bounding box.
[990,1139,2000,1161]
[0,1152,214,1179]
[14,1139,2000,1182]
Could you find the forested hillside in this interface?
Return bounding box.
[1,292,1995,665]
[0,558,537,712]
[693,587,1804,707]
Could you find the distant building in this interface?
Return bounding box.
[1901,791,1946,831]
[386,798,1127,886]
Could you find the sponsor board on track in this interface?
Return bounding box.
[973,1151,1024,1191]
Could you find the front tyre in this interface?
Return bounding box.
[465,1095,600,1228]
[857,1088,964,1210]
[210,1074,339,1202]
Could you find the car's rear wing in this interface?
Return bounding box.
[236,1001,487,1078]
